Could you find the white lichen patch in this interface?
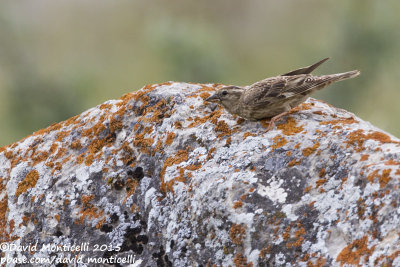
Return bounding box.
[257,179,287,204]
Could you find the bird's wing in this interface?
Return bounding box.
[281,57,329,76]
[242,74,333,107]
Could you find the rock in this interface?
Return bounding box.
[0,82,399,266]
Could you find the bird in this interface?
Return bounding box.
[205,58,360,130]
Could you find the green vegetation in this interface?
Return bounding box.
[1,0,399,146]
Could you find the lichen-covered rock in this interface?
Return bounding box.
[0,82,399,266]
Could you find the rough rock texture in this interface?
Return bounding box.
[0,82,400,267]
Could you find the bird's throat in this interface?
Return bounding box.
[222,102,241,116]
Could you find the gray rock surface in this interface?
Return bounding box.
[0,82,399,266]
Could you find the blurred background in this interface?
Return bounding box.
[1,0,399,146]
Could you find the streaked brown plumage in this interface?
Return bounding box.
[206,58,360,130]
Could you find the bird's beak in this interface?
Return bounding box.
[205,94,220,102]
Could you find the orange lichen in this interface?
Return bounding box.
[174,121,183,129]
[316,129,327,138]
[191,84,217,95]
[276,117,304,135]
[304,185,312,193]
[84,154,94,166]
[19,215,30,227]
[154,138,164,155]
[127,84,156,103]
[360,155,369,161]
[55,147,67,159]
[271,135,287,150]
[306,257,327,267]
[56,131,70,142]
[297,103,312,110]
[225,136,232,146]
[125,178,139,199]
[31,122,62,139]
[282,226,291,240]
[366,131,394,144]
[308,201,316,208]
[0,194,11,242]
[347,129,400,152]
[62,114,82,129]
[286,226,306,248]
[76,154,85,165]
[82,195,94,205]
[316,178,327,188]
[357,198,367,218]
[207,147,216,160]
[320,117,358,126]
[259,119,271,128]
[288,158,301,167]
[4,150,14,159]
[165,132,176,146]
[32,151,49,166]
[233,201,243,209]
[259,247,271,259]
[120,141,136,165]
[77,194,104,225]
[95,218,106,229]
[132,126,154,154]
[200,92,211,100]
[379,169,391,188]
[160,148,189,193]
[214,120,232,138]
[130,203,139,213]
[16,170,39,197]
[0,178,5,195]
[54,162,62,171]
[81,120,106,138]
[368,169,392,188]
[188,109,223,128]
[140,98,174,124]
[233,253,253,267]
[302,141,320,156]
[70,139,82,150]
[186,164,202,171]
[367,170,379,184]
[230,224,246,245]
[243,132,257,139]
[49,143,59,154]
[312,110,325,115]
[336,236,375,266]
[45,161,54,168]
[318,168,326,178]
[109,116,123,133]
[385,160,400,165]
[99,103,113,110]
[345,129,366,152]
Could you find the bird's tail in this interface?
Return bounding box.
[312,70,360,91]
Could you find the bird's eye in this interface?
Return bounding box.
[221,91,228,96]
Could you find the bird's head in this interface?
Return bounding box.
[206,86,244,110]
